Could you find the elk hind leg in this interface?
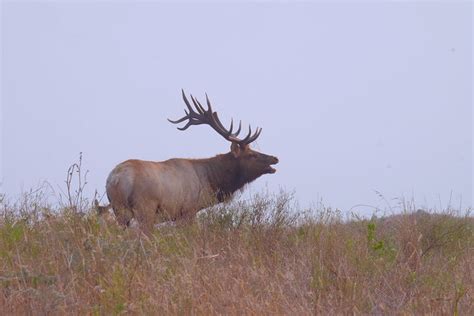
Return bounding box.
[113,207,134,228]
[134,206,157,236]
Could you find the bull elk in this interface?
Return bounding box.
[105,90,278,233]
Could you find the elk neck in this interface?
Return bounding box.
[195,153,249,202]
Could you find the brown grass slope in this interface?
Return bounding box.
[0,192,472,315]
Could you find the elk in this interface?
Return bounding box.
[105,90,278,233]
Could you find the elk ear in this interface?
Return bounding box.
[230,142,241,158]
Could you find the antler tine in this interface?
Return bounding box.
[240,126,262,145]
[228,119,234,135]
[181,89,194,113]
[246,127,262,144]
[177,121,194,131]
[208,112,240,139]
[167,116,188,124]
[205,94,230,135]
[234,120,242,136]
[211,112,231,135]
[190,95,205,114]
[168,108,190,124]
[205,93,213,112]
[205,93,234,137]
[244,125,252,141]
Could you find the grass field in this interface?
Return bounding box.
[0,190,472,315]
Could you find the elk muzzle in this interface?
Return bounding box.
[265,156,279,174]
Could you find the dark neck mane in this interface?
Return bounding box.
[196,153,249,202]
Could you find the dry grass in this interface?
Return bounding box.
[0,188,471,315]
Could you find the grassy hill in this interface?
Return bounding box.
[0,191,472,314]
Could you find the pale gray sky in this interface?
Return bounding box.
[1,1,472,214]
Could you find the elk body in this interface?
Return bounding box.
[106,91,278,233]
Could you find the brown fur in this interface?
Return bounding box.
[106,143,278,233]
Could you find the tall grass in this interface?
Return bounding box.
[0,188,472,314]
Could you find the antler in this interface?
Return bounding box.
[168,90,262,145]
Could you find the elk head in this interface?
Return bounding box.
[168,90,279,182]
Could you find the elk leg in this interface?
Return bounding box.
[113,207,134,227]
[175,211,197,226]
[134,206,157,236]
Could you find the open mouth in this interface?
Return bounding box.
[266,158,278,174]
[266,166,277,174]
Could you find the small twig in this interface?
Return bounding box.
[197,254,220,260]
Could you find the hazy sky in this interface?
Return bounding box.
[1,1,472,215]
